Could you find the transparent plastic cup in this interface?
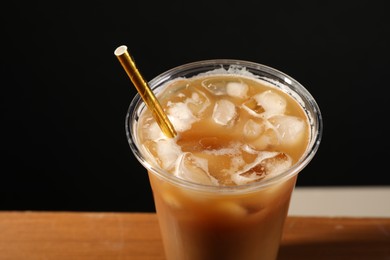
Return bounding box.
[126,60,322,260]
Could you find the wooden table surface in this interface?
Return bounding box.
[0,212,389,260]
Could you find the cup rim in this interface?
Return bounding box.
[125,59,323,193]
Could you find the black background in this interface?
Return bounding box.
[2,0,389,212]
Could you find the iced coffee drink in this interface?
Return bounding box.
[126,60,322,260]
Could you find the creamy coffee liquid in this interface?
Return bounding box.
[137,67,309,186]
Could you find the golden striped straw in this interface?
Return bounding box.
[114,45,177,138]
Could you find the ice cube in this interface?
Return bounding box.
[245,120,280,150]
[155,139,182,170]
[261,152,292,177]
[231,170,264,185]
[250,127,280,150]
[241,144,259,154]
[242,98,266,116]
[212,99,237,126]
[226,81,248,99]
[175,152,219,185]
[252,90,287,118]
[203,141,241,156]
[186,90,210,116]
[231,151,290,185]
[269,115,305,146]
[162,191,181,209]
[167,102,198,132]
[143,121,166,141]
[215,202,247,217]
[201,78,227,95]
[243,119,265,140]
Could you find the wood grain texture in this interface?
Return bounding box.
[0,212,389,260]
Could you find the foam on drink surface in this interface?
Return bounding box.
[138,70,309,186]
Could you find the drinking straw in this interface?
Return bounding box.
[114,45,177,138]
